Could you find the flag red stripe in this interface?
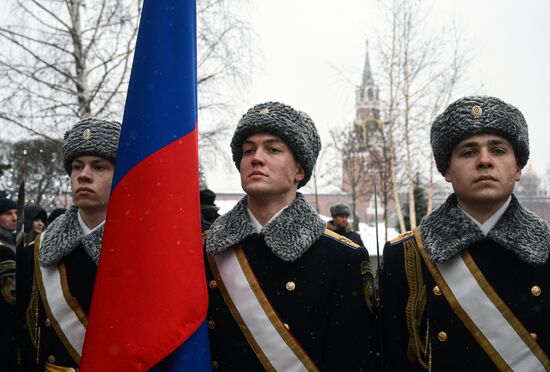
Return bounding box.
[81,128,207,371]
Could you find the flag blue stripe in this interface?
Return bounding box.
[114,0,197,187]
[149,322,211,372]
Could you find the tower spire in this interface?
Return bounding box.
[355,38,379,122]
[361,40,374,88]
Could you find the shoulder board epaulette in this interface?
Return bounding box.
[389,230,415,245]
[323,229,361,249]
[202,230,211,246]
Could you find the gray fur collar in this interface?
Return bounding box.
[39,206,103,267]
[420,194,550,265]
[206,193,326,262]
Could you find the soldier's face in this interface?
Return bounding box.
[333,215,349,228]
[0,209,17,232]
[70,155,115,213]
[240,132,304,200]
[444,134,521,211]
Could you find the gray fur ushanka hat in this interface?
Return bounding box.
[431,96,529,174]
[330,204,350,217]
[62,117,121,174]
[230,101,322,188]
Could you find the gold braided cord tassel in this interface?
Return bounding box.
[404,238,430,370]
[26,259,41,364]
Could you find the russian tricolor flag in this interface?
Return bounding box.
[80,0,210,370]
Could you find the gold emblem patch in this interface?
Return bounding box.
[471,105,482,117]
[83,128,91,140]
[1,273,15,305]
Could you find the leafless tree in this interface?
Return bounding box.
[302,143,340,213]
[196,0,256,169]
[0,0,255,171]
[0,140,14,197]
[374,0,469,232]
[0,0,142,140]
[331,125,373,230]
[0,137,69,208]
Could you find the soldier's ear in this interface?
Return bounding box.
[515,161,521,182]
[295,165,305,183]
[444,169,452,183]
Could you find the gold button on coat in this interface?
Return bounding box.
[530,333,538,341]
[45,318,51,327]
[283,323,290,330]
[433,286,442,296]
[531,285,542,296]
[437,331,448,342]
[286,281,296,291]
[208,320,216,330]
[208,280,218,289]
[471,105,482,116]
[212,360,219,370]
[47,355,56,363]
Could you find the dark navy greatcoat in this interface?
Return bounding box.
[326,222,366,248]
[0,244,15,372]
[206,231,378,371]
[18,240,96,371]
[380,233,550,371]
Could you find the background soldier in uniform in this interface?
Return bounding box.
[200,188,221,231]
[19,118,120,371]
[380,96,550,371]
[327,203,366,248]
[204,101,377,371]
[0,197,16,371]
[0,198,17,251]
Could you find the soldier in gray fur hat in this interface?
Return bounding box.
[204,101,377,370]
[327,203,366,247]
[380,96,550,371]
[18,117,121,370]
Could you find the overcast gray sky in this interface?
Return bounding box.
[203,0,550,193]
